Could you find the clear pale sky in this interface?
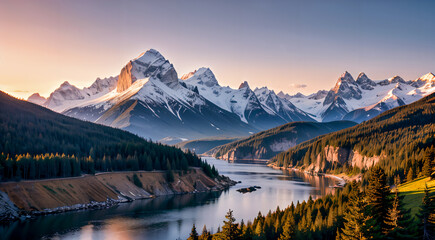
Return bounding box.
[1,0,434,99]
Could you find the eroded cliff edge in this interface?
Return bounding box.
[0,168,235,222]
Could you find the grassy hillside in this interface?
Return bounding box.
[398,176,435,216]
[175,137,241,154]
[209,121,357,160]
[272,92,435,182]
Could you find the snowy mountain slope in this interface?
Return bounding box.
[183,68,314,129]
[42,76,118,112]
[60,50,258,140]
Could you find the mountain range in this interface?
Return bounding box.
[27,49,435,141]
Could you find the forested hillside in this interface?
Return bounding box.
[209,121,356,160]
[272,92,435,183]
[0,91,217,181]
[192,167,435,240]
[176,137,241,154]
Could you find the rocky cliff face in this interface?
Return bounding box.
[117,61,135,92]
[307,145,383,172]
[217,138,297,161]
[219,147,269,161]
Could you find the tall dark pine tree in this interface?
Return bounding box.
[366,166,392,238]
[423,147,434,178]
[416,185,435,240]
[188,224,199,240]
[341,182,371,240]
[386,189,415,239]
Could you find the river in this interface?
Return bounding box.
[0,157,340,240]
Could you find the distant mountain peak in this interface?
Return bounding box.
[324,71,361,106]
[356,72,376,90]
[419,72,435,82]
[339,71,355,83]
[27,93,46,105]
[238,81,250,89]
[60,81,72,87]
[292,92,306,98]
[388,76,405,84]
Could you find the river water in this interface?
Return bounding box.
[0,157,339,240]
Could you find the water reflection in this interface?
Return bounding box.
[0,158,339,240]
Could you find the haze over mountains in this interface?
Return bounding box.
[27,49,435,141]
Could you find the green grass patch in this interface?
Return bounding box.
[398,177,435,216]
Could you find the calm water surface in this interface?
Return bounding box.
[0,157,339,240]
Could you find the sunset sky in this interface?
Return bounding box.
[1,0,434,99]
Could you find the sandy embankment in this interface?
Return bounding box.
[0,168,235,220]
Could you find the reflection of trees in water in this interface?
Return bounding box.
[0,191,227,240]
[282,170,337,197]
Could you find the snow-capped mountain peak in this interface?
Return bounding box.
[356,72,377,90]
[418,72,435,82]
[117,49,179,92]
[388,76,405,84]
[410,72,435,88]
[134,48,165,63]
[238,81,250,89]
[182,68,219,87]
[340,71,355,82]
[324,71,362,105]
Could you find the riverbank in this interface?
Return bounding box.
[0,168,236,222]
[267,163,348,187]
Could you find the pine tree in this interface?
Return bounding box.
[199,225,211,240]
[254,221,265,240]
[422,148,434,177]
[242,223,254,240]
[188,224,199,240]
[365,166,391,237]
[341,184,371,240]
[145,156,153,171]
[416,184,435,240]
[215,209,241,240]
[406,167,414,182]
[279,216,295,240]
[386,189,415,239]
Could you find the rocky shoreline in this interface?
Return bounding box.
[267,163,348,187]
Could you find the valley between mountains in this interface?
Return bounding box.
[1,48,434,239]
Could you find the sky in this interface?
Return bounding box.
[1,0,434,99]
